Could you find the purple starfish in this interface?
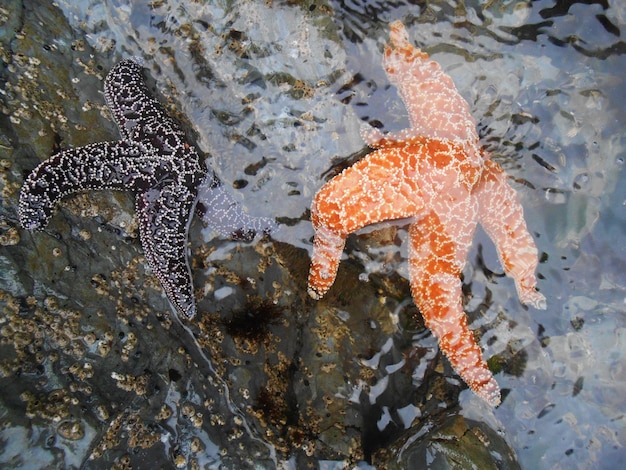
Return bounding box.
[19,58,275,319]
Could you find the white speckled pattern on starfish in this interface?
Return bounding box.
[19,58,275,320]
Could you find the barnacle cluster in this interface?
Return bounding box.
[88,412,160,460]
[2,54,66,129]
[0,292,85,377]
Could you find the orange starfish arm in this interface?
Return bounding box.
[407,212,501,406]
[308,144,425,299]
[476,159,547,309]
[383,21,480,144]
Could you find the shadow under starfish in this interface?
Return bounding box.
[19,57,275,320]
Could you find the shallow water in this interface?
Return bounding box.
[1,0,625,468]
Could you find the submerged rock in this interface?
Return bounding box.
[373,413,520,469]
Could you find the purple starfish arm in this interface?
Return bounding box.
[196,172,277,241]
[137,184,198,319]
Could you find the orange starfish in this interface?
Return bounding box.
[307,21,546,406]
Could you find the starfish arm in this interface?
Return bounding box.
[105,58,186,147]
[308,225,346,300]
[308,146,424,299]
[18,140,159,230]
[407,214,501,407]
[196,172,277,241]
[476,160,546,310]
[137,184,198,320]
[383,21,480,143]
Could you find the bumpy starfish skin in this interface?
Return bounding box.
[19,58,274,320]
[308,21,546,406]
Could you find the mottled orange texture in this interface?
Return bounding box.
[308,20,546,407]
